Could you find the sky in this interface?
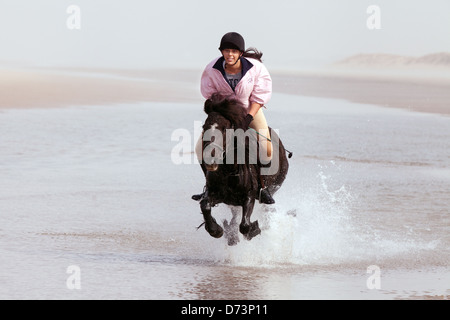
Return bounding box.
[0,0,449,70]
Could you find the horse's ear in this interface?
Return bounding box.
[204,99,213,114]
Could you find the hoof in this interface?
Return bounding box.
[239,223,250,236]
[206,225,223,238]
[240,220,261,241]
[205,218,223,239]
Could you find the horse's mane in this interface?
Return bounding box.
[204,94,247,129]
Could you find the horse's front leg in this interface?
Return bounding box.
[239,196,261,240]
[200,196,223,239]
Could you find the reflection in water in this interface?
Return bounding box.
[178,267,272,300]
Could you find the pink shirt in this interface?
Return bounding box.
[200,56,272,110]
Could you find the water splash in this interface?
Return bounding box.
[201,163,439,269]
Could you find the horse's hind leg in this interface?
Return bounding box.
[223,206,240,246]
[239,197,261,240]
[200,198,223,239]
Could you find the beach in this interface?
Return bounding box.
[272,70,450,116]
[0,66,449,300]
[0,67,202,109]
[2,66,450,115]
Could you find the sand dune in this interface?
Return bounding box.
[271,52,450,115]
[335,52,450,68]
[327,52,450,84]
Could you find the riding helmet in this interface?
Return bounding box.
[219,32,245,52]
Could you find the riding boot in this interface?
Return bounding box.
[257,163,275,204]
[192,185,207,201]
[192,164,207,201]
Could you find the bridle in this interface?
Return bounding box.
[202,124,241,173]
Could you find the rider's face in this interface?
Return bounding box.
[222,49,241,65]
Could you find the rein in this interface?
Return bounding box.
[247,127,294,159]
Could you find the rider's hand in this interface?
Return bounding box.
[244,114,254,128]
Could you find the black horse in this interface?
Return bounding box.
[197,95,290,245]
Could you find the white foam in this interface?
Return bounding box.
[202,163,440,269]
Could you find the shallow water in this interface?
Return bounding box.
[0,93,449,299]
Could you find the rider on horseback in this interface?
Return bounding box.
[193,32,275,205]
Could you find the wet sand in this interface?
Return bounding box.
[1,67,449,116]
[0,68,202,109]
[271,71,450,116]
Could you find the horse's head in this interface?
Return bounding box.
[202,94,247,172]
